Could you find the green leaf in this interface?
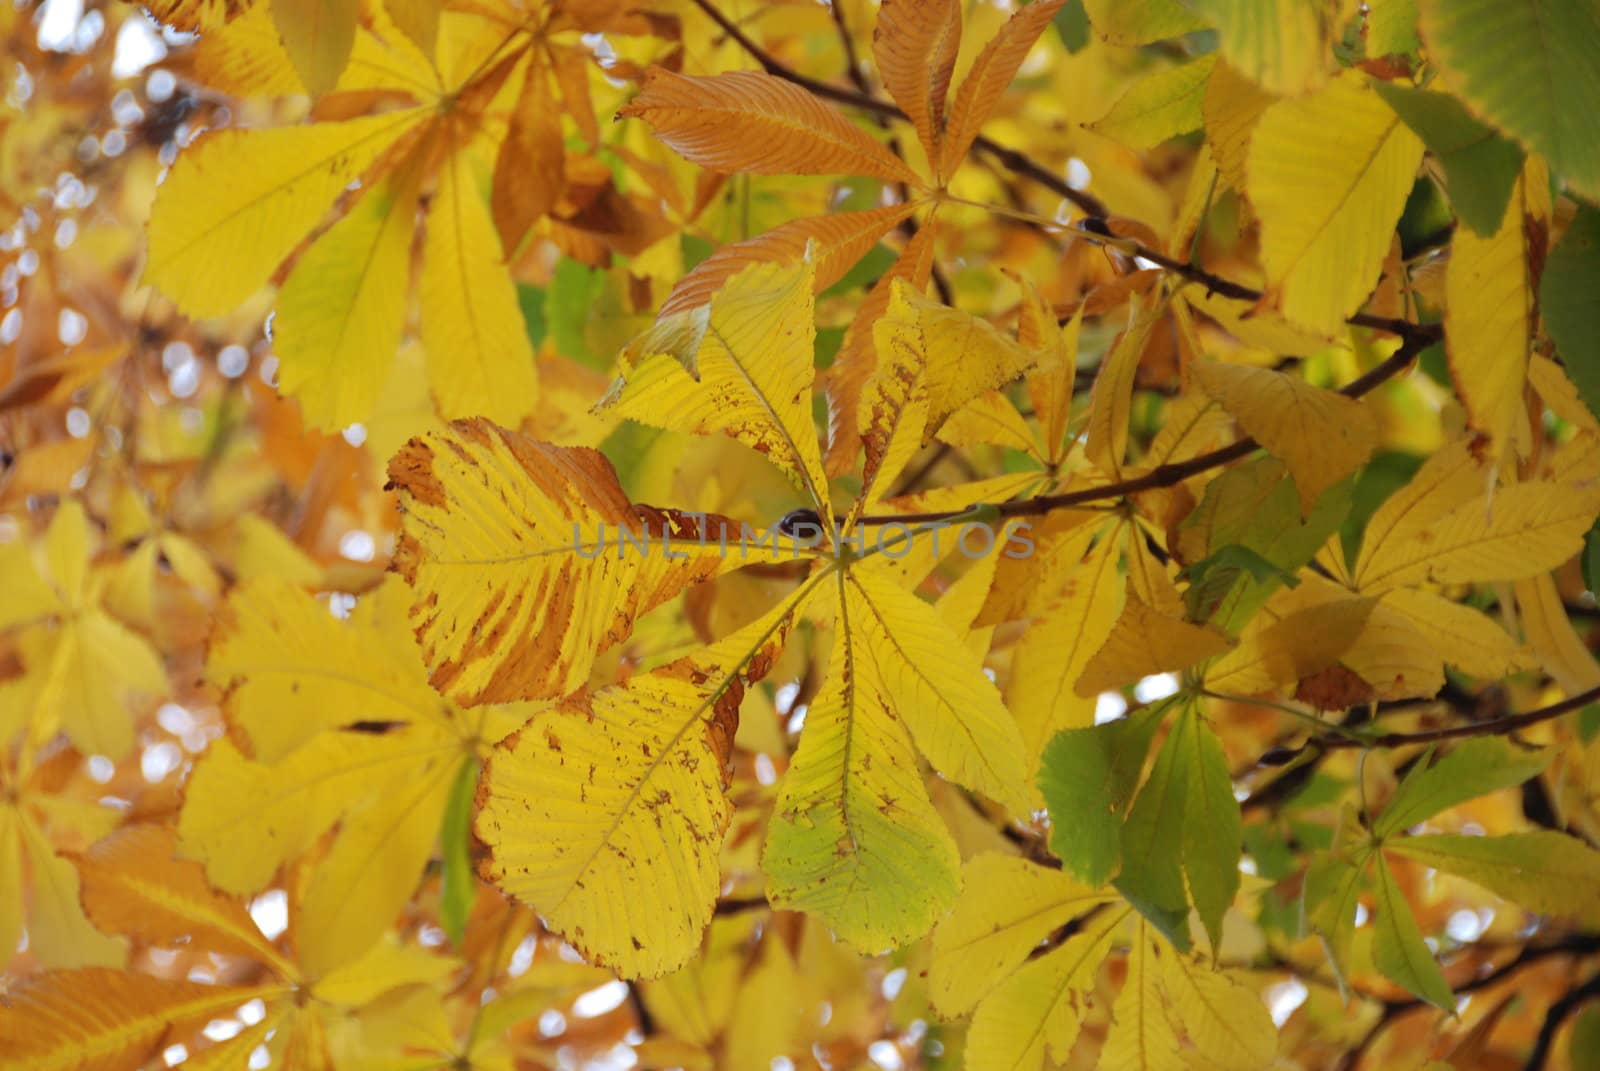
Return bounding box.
[1112,704,1241,950]
[1304,846,1369,992]
[1540,205,1600,424]
[1089,54,1216,151]
[439,754,479,946]
[1571,1005,1600,1071]
[1053,0,1092,51]
[1182,543,1301,592]
[1387,831,1600,925]
[1374,739,1550,839]
[1179,456,1351,631]
[546,257,608,370]
[1371,83,1524,236]
[1372,853,1454,1010]
[820,243,899,298]
[1340,451,1425,566]
[516,285,547,348]
[1038,701,1167,886]
[1419,0,1600,202]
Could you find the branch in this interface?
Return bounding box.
[686,0,1441,345]
[1317,683,1600,751]
[858,326,1437,526]
[1526,969,1600,1071]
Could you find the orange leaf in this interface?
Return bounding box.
[658,203,915,318]
[873,0,963,170]
[620,68,919,184]
[939,0,1067,177]
[76,824,295,977]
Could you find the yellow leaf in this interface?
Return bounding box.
[229,513,322,587]
[177,730,452,895]
[1086,299,1160,478]
[1387,831,1600,926]
[419,150,539,425]
[206,576,455,762]
[1076,594,1233,697]
[298,755,458,978]
[16,813,124,969]
[1203,58,1278,191]
[0,540,59,631]
[854,297,933,514]
[1190,0,1342,95]
[22,609,168,760]
[620,68,918,184]
[847,562,1031,815]
[1007,521,1124,762]
[939,0,1068,177]
[929,854,1114,1017]
[308,935,458,1005]
[1444,160,1550,457]
[274,156,423,431]
[1383,587,1535,680]
[1248,71,1424,332]
[607,259,832,513]
[1352,437,1486,589]
[272,0,358,95]
[385,0,440,59]
[144,112,424,317]
[723,936,811,1071]
[1206,594,1375,695]
[1362,481,1600,592]
[187,3,300,98]
[0,969,275,1071]
[1085,0,1210,46]
[1090,54,1217,151]
[1101,924,1186,1071]
[389,419,767,706]
[964,906,1128,1071]
[76,824,293,975]
[874,280,1040,449]
[1193,359,1377,512]
[0,809,22,971]
[936,391,1037,456]
[1529,354,1600,434]
[823,219,939,475]
[1513,573,1600,694]
[873,0,962,169]
[764,575,961,953]
[1159,952,1278,1071]
[478,591,806,977]
[1019,281,1082,464]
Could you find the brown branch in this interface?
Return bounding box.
[687,0,1444,343]
[1526,969,1600,1071]
[1317,683,1600,751]
[856,326,1437,526]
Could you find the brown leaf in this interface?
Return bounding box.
[492,59,565,256]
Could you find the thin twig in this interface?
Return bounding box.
[1317,683,1600,751]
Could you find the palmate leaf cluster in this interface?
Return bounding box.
[4,1,1600,1070]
